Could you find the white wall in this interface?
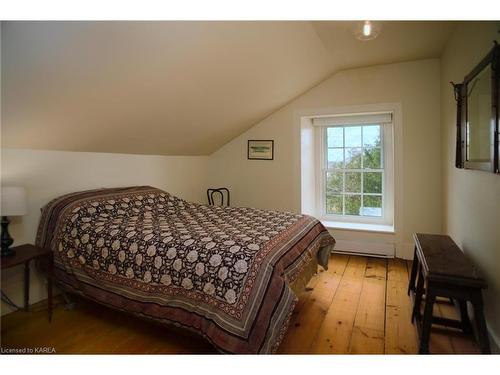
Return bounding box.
[440,22,500,347]
[207,58,442,259]
[0,148,208,315]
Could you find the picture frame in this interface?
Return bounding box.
[247,140,274,160]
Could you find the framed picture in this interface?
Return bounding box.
[247,140,274,160]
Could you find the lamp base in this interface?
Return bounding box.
[1,216,16,257]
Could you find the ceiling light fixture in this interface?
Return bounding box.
[354,21,382,41]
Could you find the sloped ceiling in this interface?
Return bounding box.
[1,21,455,155]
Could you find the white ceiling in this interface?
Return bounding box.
[312,21,456,71]
[1,21,455,155]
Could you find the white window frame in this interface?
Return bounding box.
[314,114,394,226]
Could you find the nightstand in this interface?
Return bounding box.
[1,244,54,322]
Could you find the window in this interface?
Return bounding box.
[313,112,393,226]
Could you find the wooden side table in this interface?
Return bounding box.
[1,244,54,322]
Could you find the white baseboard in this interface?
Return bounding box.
[332,250,394,259]
[332,239,395,258]
[330,239,415,260]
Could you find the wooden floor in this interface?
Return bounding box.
[1,254,481,354]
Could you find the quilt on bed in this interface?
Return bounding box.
[36,186,335,353]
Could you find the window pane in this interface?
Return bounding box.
[326,172,343,193]
[345,126,362,147]
[327,149,344,169]
[345,172,361,193]
[363,125,381,147]
[326,195,343,215]
[322,122,389,221]
[363,147,381,169]
[327,127,343,148]
[345,148,362,169]
[362,195,382,217]
[345,194,361,215]
[363,172,382,194]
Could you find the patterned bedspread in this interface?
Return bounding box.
[36,186,335,353]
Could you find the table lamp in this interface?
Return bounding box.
[1,186,27,257]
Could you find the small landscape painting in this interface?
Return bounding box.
[247,140,274,160]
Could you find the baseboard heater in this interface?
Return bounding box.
[331,239,395,258]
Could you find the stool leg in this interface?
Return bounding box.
[419,291,435,354]
[408,246,418,296]
[412,266,424,323]
[458,300,472,334]
[471,293,491,354]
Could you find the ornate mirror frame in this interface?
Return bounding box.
[454,42,500,173]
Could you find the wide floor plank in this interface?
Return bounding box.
[385,258,418,354]
[277,255,348,353]
[348,257,387,354]
[309,256,367,353]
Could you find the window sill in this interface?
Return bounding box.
[320,220,395,234]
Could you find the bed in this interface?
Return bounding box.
[35,186,335,353]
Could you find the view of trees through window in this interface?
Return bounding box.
[325,124,383,217]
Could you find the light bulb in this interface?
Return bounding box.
[353,21,382,41]
[363,21,372,37]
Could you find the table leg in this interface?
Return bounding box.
[412,265,424,323]
[419,290,435,354]
[458,300,472,334]
[408,246,418,295]
[24,260,30,311]
[48,253,53,322]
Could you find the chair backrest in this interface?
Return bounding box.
[207,188,230,207]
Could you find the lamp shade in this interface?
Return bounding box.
[1,186,27,216]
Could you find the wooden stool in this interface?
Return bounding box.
[408,233,490,354]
